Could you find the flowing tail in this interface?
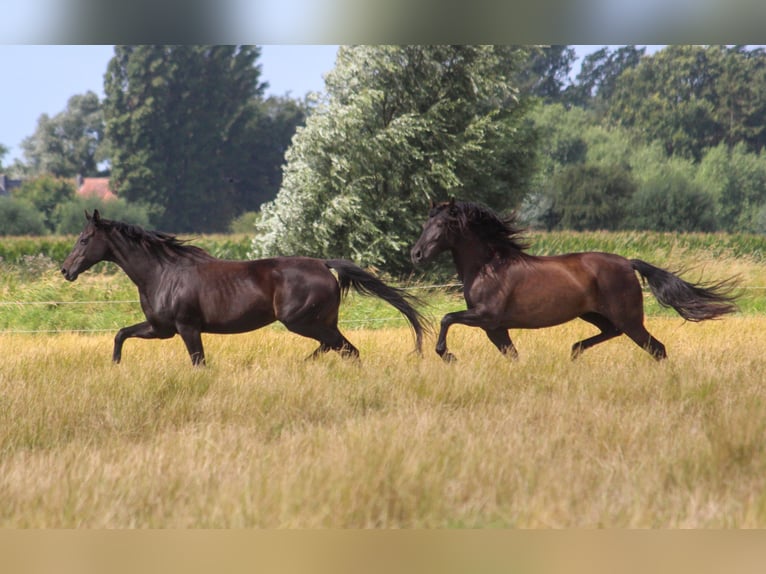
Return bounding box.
[325,259,429,354]
[630,259,739,322]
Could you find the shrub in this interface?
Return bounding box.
[53,197,153,234]
[0,197,48,235]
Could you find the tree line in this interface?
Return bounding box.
[1,45,306,234]
[4,45,766,275]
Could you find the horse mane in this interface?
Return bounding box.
[98,218,216,264]
[445,201,530,255]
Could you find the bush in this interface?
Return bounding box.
[0,197,48,235]
[549,163,636,230]
[228,211,260,234]
[53,197,153,234]
[626,176,717,232]
[12,175,75,231]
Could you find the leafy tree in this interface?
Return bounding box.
[0,143,8,171]
[696,142,766,231]
[0,197,47,235]
[626,156,717,231]
[548,163,635,231]
[516,45,577,103]
[222,95,308,214]
[253,45,537,275]
[53,196,153,234]
[20,91,105,177]
[567,46,645,109]
[103,45,266,232]
[12,175,75,231]
[607,45,766,161]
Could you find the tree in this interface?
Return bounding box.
[516,45,577,103]
[548,163,635,231]
[222,95,308,214]
[0,197,47,235]
[103,45,266,232]
[253,45,537,275]
[626,156,717,232]
[12,175,75,231]
[607,45,766,161]
[567,45,645,109]
[696,142,766,231]
[20,91,105,177]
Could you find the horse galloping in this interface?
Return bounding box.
[62,210,426,365]
[410,199,739,362]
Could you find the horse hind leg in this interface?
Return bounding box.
[284,320,360,360]
[572,313,622,360]
[622,324,667,360]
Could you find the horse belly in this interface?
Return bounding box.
[502,287,590,329]
[192,269,276,334]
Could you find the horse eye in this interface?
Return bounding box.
[80,237,89,246]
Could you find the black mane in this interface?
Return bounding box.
[441,201,530,255]
[98,218,215,263]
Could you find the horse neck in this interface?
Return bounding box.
[449,233,496,283]
[105,232,164,290]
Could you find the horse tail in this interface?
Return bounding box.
[325,259,429,354]
[630,259,739,322]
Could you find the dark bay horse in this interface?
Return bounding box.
[62,210,426,365]
[411,199,739,362]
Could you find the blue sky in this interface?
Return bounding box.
[0,45,340,163]
[0,45,644,165]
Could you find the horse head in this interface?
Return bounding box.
[411,198,459,265]
[61,209,111,281]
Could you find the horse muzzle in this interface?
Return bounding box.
[61,267,79,282]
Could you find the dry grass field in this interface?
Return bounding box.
[2,316,766,527]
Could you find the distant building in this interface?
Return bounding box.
[0,174,23,197]
[75,175,117,201]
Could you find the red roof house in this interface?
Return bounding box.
[76,176,117,201]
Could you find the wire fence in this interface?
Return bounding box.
[2,283,763,335]
[0,283,464,334]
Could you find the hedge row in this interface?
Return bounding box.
[3,231,766,269]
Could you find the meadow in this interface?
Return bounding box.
[1,231,766,527]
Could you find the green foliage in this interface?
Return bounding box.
[228,211,260,234]
[254,45,537,275]
[696,142,766,232]
[567,45,645,109]
[608,46,766,160]
[224,96,308,215]
[103,45,266,233]
[13,175,75,231]
[625,157,717,232]
[52,197,154,234]
[548,163,635,230]
[0,197,47,236]
[19,91,105,178]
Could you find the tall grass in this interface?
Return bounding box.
[1,318,766,527]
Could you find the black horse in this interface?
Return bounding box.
[62,210,426,365]
[411,199,739,362]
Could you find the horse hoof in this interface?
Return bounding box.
[442,352,457,364]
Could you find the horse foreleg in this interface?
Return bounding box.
[113,321,171,364]
[484,328,519,360]
[436,309,491,363]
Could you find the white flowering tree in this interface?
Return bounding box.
[252,45,537,275]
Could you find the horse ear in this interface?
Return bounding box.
[429,198,436,209]
[85,210,92,221]
[92,209,102,224]
[448,196,458,215]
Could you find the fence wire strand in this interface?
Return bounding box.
[1,283,762,335]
